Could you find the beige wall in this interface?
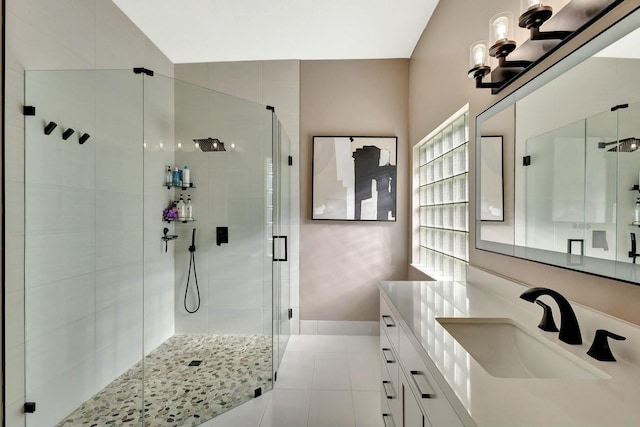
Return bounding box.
[409,0,640,325]
[300,59,409,321]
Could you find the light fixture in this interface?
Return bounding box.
[490,12,516,58]
[518,0,571,40]
[468,41,495,88]
[468,17,531,90]
[468,1,619,93]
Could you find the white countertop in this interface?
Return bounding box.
[379,280,640,427]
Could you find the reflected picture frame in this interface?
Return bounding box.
[312,136,398,221]
[480,136,504,221]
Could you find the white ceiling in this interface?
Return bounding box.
[595,27,640,59]
[111,0,439,64]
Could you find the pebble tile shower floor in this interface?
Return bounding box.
[56,334,272,427]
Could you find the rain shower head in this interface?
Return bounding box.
[598,137,640,153]
[193,137,226,152]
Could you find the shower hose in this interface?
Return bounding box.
[184,228,201,313]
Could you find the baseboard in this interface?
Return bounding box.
[300,320,379,336]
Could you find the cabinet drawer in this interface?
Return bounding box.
[399,331,464,427]
[380,294,399,350]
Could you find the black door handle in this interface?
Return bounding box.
[273,235,288,262]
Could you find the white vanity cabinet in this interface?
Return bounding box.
[380,293,468,427]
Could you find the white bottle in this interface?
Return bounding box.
[177,194,186,219]
[186,196,193,219]
[165,166,172,185]
[634,198,640,224]
[183,165,190,187]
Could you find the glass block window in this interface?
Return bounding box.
[416,110,469,281]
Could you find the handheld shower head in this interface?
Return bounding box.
[189,228,196,253]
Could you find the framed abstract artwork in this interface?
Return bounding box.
[312,136,397,221]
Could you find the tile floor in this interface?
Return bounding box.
[56,334,272,427]
[200,334,383,427]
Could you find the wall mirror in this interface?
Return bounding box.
[476,6,640,284]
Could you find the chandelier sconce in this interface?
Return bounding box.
[518,0,571,40]
[468,0,622,93]
[469,12,532,89]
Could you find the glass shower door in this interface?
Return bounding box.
[614,102,640,280]
[274,116,292,370]
[524,120,586,263]
[24,69,145,427]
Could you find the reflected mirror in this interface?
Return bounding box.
[477,6,640,283]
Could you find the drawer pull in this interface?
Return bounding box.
[410,370,434,399]
[382,380,396,399]
[381,347,396,363]
[382,413,395,427]
[382,315,396,327]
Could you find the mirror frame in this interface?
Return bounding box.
[475,5,640,284]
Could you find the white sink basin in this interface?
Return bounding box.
[436,317,609,379]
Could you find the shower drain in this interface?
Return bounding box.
[188,360,202,366]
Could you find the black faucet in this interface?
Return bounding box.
[520,287,582,345]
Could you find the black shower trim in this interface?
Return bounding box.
[133,67,154,76]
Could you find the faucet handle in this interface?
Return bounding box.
[535,300,559,332]
[587,329,626,362]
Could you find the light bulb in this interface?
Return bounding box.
[177,142,182,149]
[493,16,509,41]
[526,0,542,9]
[143,142,147,148]
[195,142,200,148]
[213,142,218,148]
[231,143,236,149]
[159,142,163,148]
[473,44,486,66]
[632,143,637,150]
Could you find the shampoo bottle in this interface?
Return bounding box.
[186,195,193,219]
[183,165,190,187]
[634,198,640,224]
[177,194,186,218]
[165,166,172,186]
[172,167,180,186]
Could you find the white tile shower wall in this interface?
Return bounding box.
[173,83,270,335]
[174,60,301,335]
[3,1,174,426]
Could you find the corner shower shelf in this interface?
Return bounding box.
[163,217,196,224]
[164,183,196,190]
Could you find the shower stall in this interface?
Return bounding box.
[23,69,292,427]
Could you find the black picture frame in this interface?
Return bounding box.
[312,136,398,221]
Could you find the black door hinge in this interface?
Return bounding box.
[266,105,275,112]
[288,308,293,320]
[611,103,629,111]
[523,155,531,166]
[133,67,155,76]
[24,402,36,413]
[288,156,293,166]
[23,106,36,116]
